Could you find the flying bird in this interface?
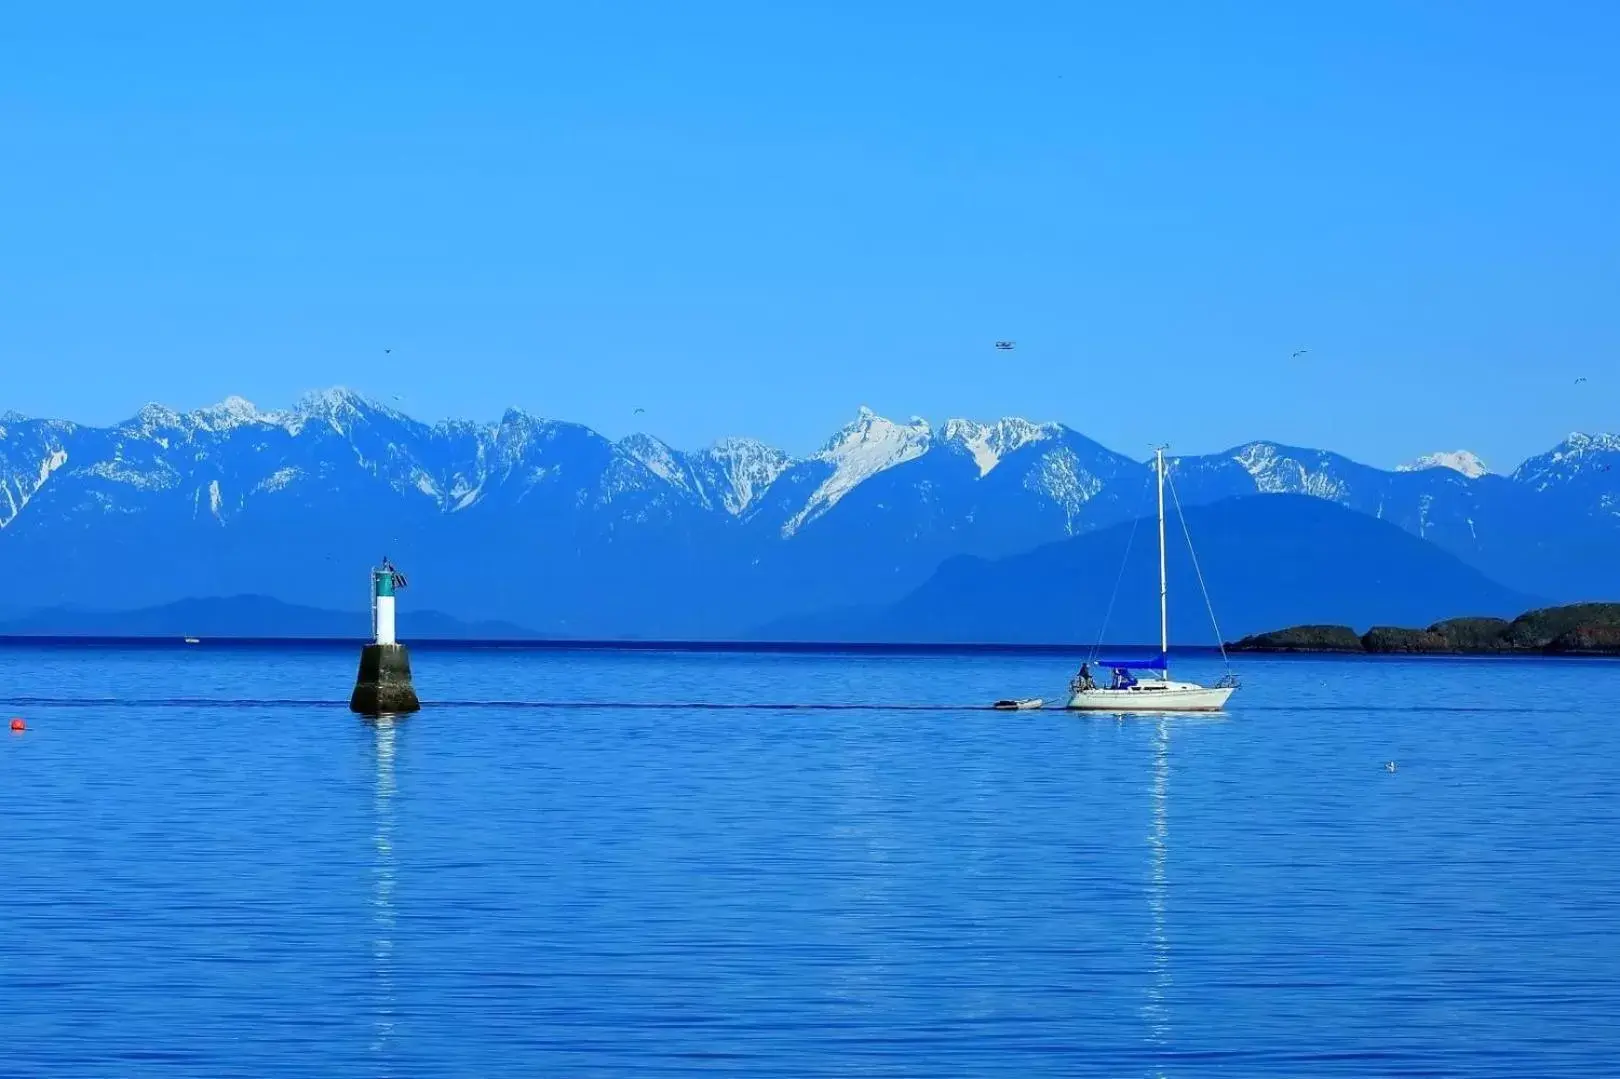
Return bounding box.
[1575,376,1587,383]
[633,407,645,414]
[1291,349,1309,359]
[384,348,392,354]
[994,340,1016,351]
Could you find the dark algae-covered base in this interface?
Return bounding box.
[1231,603,1620,656]
[349,642,421,715]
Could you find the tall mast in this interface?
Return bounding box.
[1157,447,1168,667]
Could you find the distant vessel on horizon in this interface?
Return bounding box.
[1066,447,1237,713]
[183,637,200,645]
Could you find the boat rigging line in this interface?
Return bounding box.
[1162,462,1233,674]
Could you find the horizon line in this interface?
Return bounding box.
[0,634,1221,656]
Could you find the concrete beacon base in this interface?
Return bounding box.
[349,642,420,716]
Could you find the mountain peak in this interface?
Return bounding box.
[1511,432,1620,488]
[279,387,389,436]
[497,407,542,426]
[694,436,792,516]
[827,405,927,442]
[1229,441,1354,499]
[710,434,780,455]
[1560,432,1620,454]
[817,408,930,456]
[292,386,372,415]
[192,395,265,429]
[940,417,1056,476]
[786,408,932,535]
[617,431,670,453]
[1397,450,1489,479]
[128,402,188,432]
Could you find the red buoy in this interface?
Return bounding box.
[9,718,24,732]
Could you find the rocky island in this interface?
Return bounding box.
[1229,603,1620,656]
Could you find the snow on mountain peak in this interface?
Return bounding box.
[1233,442,1350,499]
[713,435,781,456]
[214,394,261,416]
[129,403,188,433]
[1511,432,1620,488]
[941,417,1056,476]
[1560,431,1620,455]
[786,408,932,534]
[701,437,790,515]
[286,387,383,433]
[816,407,931,459]
[117,396,270,438]
[618,433,685,487]
[296,386,366,411]
[1232,442,1289,490]
[1396,450,1489,479]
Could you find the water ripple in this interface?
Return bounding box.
[2,648,1617,1076]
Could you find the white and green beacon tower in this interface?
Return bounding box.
[349,558,420,716]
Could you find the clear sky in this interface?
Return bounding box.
[3,1,1616,470]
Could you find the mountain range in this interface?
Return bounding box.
[1,389,1615,641]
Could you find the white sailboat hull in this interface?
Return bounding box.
[1066,680,1233,713]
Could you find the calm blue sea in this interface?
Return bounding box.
[2,643,1618,1077]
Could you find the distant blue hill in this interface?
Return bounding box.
[758,495,1546,645]
[0,595,542,640]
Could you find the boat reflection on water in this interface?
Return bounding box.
[368,716,398,1059]
[1137,713,1225,1071]
[1143,718,1171,1063]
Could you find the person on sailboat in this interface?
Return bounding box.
[1076,662,1095,691]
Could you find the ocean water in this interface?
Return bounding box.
[2,643,1618,1077]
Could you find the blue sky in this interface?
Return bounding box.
[3,1,1616,469]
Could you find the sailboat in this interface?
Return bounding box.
[1066,446,1237,712]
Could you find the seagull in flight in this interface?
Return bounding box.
[1575,376,1587,383]
[1291,349,1309,359]
[633,407,645,415]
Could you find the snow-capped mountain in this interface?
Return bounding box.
[1398,451,1490,479]
[1512,433,1620,492]
[780,407,933,536]
[0,389,1616,636]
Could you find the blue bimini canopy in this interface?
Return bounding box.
[1094,653,1168,670]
